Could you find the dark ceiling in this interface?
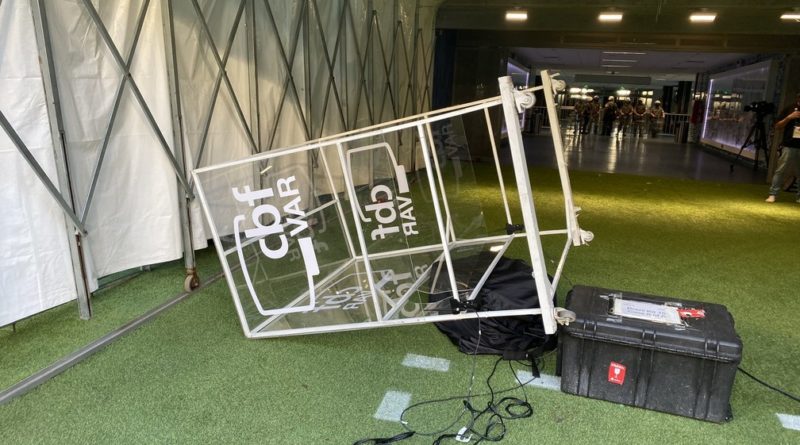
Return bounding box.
[438,0,800,52]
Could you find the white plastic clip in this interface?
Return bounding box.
[455,427,472,443]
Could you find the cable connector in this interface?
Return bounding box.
[505,223,524,235]
[455,427,472,443]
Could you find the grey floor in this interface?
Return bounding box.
[516,129,767,185]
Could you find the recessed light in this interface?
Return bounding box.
[599,12,623,22]
[601,64,631,68]
[690,13,716,23]
[781,12,800,20]
[603,51,646,55]
[602,59,636,63]
[505,10,528,21]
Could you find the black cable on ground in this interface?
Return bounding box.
[738,366,800,404]
[354,312,540,445]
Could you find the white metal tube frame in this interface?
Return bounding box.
[192,71,587,338]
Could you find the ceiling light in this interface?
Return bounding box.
[505,10,528,21]
[690,13,716,23]
[781,12,800,20]
[599,12,623,22]
[602,59,636,63]
[603,51,646,55]
[602,64,631,68]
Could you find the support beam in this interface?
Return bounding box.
[262,0,312,150]
[189,0,248,171]
[161,0,198,290]
[0,112,87,236]
[28,0,92,319]
[78,0,193,199]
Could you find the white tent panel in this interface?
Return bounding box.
[0,0,77,326]
[45,0,184,279]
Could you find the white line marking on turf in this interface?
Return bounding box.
[374,390,412,422]
[402,353,450,372]
[516,370,561,391]
[777,413,800,431]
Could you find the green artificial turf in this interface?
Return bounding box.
[1,165,799,444]
[0,248,221,391]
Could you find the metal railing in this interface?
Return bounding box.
[663,113,690,135]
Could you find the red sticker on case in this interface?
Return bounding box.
[608,362,626,385]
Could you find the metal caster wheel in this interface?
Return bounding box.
[184,272,200,292]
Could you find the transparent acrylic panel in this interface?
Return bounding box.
[194,148,354,331]
[341,133,441,254]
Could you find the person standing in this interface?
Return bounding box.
[765,93,800,203]
[648,100,665,138]
[587,96,601,134]
[574,99,586,134]
[632,99,647,137]
[602,96,617,136]
[617,99,633,138]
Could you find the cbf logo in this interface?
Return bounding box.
[348,143,418,241]
[231,175,320,316]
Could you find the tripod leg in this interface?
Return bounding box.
[731,122,758,172]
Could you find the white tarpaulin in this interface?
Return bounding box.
[0,0,440,326]
[0,0,77,326]
[45,0,185,280]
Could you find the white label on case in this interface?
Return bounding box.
[612,299,682,324]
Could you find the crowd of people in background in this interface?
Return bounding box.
[574,96,665,138]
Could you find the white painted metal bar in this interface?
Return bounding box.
[498,76,557,334]
[193,95,538,175]
[540,70,583,246]
[191,172,254,337]
[335,142,384,319]
[416,124,460,302]
[425,122,456,243]
[319,147,357,259]
[465,235,514,302]
[381,251,444,321]
[484,108,513,225]
[192,85,550,175]
[250,308,544,338]
[550,235,573,291]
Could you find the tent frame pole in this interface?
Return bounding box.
[27,0,92,319]
[161,0,198,291]
[77,0,193,198]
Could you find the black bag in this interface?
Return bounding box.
[429,253,557,360]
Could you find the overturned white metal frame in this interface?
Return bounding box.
[193,71,591,338]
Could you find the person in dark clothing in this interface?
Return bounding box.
[765,93,800,203]
[601,96,617,136]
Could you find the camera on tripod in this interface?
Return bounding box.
[743,101,775,116]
